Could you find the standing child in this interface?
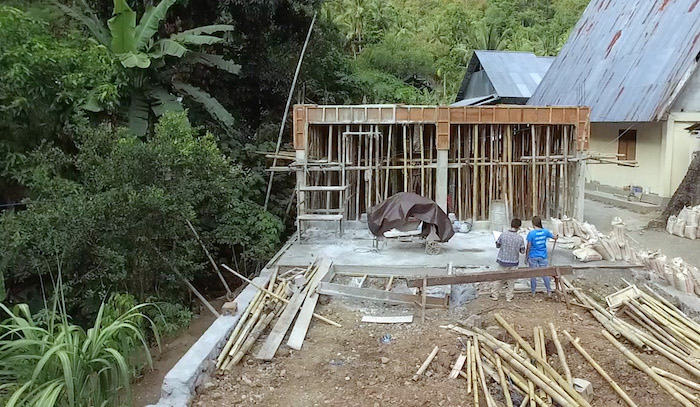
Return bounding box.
[526,216,558,295]
[491,218,526,302]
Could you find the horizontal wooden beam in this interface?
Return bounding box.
[332,264,483,277]
[406,266,573,288]
[317,282,447,308]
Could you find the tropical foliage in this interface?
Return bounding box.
[59,0,239,136]
[0,290,156,406]
[0,0,590,405]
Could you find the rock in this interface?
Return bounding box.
[279,369,286,377]
[485,325,508,342]
[241,375,254,387]
[202,381,216,391]
[345,376,350,381]
[465,314,483,328]
[380,357,390,364]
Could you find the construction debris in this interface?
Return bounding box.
[216,259,339,371]
[666,205,700,240]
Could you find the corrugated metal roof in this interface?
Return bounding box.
[528,0,700,122]
[455,51,554,101]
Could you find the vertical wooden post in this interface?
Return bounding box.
[385,126,392,200]
[531,126,537,216]
[507,125,514,218]
[420,124,425,196]
[421,277,427,324]
[472,125,479,221]
[546,126,551,219]
[563,126,569,215]
[457,126,462,220]
[403,125,408,191]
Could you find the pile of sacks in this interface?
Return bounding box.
[549,216,634,263]
[666,205,700,240]
[638,251,700,296]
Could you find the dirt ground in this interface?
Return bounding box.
[132,298,224,406]
[193,270,695,407]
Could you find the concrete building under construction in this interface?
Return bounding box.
[282,104,590,236]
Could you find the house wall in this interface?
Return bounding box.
[587,122,664,195]
[465,70,496,99]
[667,113,700,194]
[588,117,700,198]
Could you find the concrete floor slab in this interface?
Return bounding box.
[278,222,625,271]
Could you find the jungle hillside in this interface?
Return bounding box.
[0,0,588,405]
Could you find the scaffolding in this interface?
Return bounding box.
[285,104,590,229]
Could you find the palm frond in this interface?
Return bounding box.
[173,82,235,129]
[128,91,150,137]
[148,87,183,116]
[134,0,177,50]
[177,24,234,36]
[187,52,241,75]
[52,1,110,47]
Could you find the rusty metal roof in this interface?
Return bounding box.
[528,0,700,122]
[456,51,554,102]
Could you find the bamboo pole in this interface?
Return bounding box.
[480,346,549,407]
[385,275,394,291]
[494,314,590,407]
[403,125,408,191]
[549,323,573,385]
[472,343,480,407]
[563,330,638,407]
[474,327,580,407]
[221,264,341,327]
[186,219,232,294]
[413,345,439,380]
[457,125,462,220]
[652,367,700,392]
[473,125,479,221]
[602,330,695,407]
[467,341,473,395]
[474,336,496,407]
[496,355,514,407]
[216,289,262,368]
[385,126,392,199]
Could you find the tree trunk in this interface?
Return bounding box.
[660,152,700,222]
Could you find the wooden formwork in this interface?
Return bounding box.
[292,104,589,222]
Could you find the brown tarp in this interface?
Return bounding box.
[367,192,455,242]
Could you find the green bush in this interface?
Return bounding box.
[0,112,283,322]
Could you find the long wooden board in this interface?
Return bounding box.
[317,282,447,308]
[361,315,414,324]
[286,259,332,350]
[406,266,573,288]
[333,264,480,277]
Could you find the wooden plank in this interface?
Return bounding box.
[361,315,413,324]
[449,353,468,379]
[256,263,321,361]
[406,266,573,288]
[317,282,447,308]
[333,265,478,276]
[286,259,332,350]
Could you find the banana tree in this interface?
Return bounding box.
[58,0,239,136]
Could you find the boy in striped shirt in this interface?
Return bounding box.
[491,218,526,302]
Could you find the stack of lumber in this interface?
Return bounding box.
[216,258,337,371]
[441,314,597,407]
[563,279,700,406]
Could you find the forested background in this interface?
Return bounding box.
[0,0,588,397]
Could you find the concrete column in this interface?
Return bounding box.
[574,151,586,220]
[295,149,307,214]
[436,150,448,212]
[659,116,675,198]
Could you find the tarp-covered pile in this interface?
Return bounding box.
[367,192,455,242]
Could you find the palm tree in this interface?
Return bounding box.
[57,0,238,136]
[468,22,509,50]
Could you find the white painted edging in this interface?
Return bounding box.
[147,271,272,407]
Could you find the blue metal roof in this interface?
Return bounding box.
[528,0,700,122]
[456,51,554,102]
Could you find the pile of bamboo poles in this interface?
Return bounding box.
[215,262,321,371]
[441,314,593,407]
[562,278,700,405]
